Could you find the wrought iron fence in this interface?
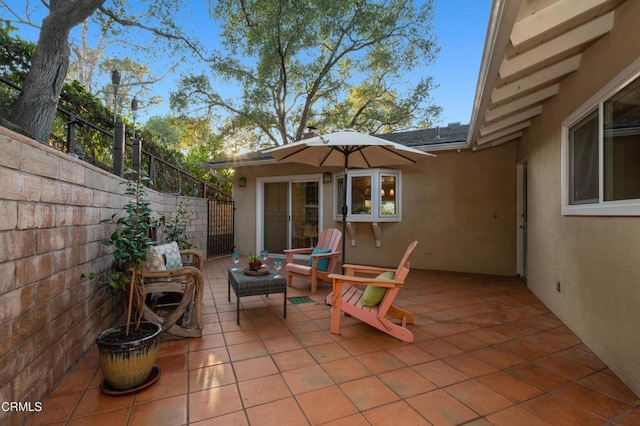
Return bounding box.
[0,75,228,198]
[1,75,235,256]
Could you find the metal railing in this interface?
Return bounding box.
[1,75,229,200]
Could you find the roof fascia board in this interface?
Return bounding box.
[491,54,581,103]
[485,84,559,121]
[480,105,542,136]
[467,0,523,149]
[501,12,613,79]
[511,0,611,47]
[478,121,530,145]
[477,132,523,150]
[203,158,277,170]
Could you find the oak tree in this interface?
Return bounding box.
[171,0,441,147]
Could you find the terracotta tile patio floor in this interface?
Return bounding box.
[27,257,640,425]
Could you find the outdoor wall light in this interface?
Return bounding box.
[323,172,332,183]
[239,177,247,187]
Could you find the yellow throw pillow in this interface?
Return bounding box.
[361,271,395,307]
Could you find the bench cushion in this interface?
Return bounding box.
[362,271,395,307]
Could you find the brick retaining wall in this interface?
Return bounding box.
[0,126,207,426]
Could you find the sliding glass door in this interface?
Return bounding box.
[260,176,320,253]
[290,181,319,248]
[263,182,288,253]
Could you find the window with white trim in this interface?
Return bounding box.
[563,68,640,215]
[334,169,401,222]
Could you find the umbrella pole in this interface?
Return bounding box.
[341,154,349,272]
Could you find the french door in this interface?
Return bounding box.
[517,161,528,281]
[259,175,321,254]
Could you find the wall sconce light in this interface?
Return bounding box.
[390,189,394,196]
[239,177,247,187]
[323,172,332,183]
[381,189,385,196]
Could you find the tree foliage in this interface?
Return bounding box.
[10,0,107,141]
[0,21,34,83]
[171,0,441,147]
[4,0,204,141]
[1,24,227,193]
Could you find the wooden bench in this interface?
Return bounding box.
[141,246,204,338]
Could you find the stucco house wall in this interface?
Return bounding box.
[0,126,207,426]
[233,142,517,276]
[516,0,640,395]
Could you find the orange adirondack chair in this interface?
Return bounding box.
[326,241,418,342]
[284,228,342,293]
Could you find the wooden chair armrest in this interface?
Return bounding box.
[284,247,313,263]
[180,249,203,256]
[328,273,402,288]
[342,264,396,275]
[141,266,202,279]
[311,251,341,258]
[283,248,314,254]
[179,249,204,269]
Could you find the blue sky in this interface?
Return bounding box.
[3,0,491,127]
[429,0,491,125]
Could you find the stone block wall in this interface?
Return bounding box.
[0,126,208,426]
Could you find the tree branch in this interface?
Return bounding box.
[238,0,256,27]
[98,5,208,62]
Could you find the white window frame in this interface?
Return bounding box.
[561,56,640,216]
[333,168,402,222]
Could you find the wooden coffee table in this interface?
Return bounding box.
[228,268,287,325]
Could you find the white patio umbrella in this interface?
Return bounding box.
[264,129,436,268]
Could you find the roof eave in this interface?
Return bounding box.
[417,141,470,152]
[202,158,277,170]
[467,0,523,151]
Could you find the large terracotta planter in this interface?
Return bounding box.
[96,321,162,390]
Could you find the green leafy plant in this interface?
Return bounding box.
[247,253,261,263]
[100,170,157,336]
[159,201,193,250]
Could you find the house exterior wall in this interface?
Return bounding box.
[233,143,517,275]
[516,0,640,396]
[0,126,207,426]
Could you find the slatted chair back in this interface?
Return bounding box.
[316,228,342,273]
[284,228,342,293]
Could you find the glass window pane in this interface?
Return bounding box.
[351,175,371,215]
[290,182,318,248]
[336,176,345,216]
[603,76,640,201]
[380,175,396,215]
[569,110,599,205]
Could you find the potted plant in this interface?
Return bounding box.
[248,253,262,271]
[159,201,193,250]
[94,171,162,392]
[158,201,196,266]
